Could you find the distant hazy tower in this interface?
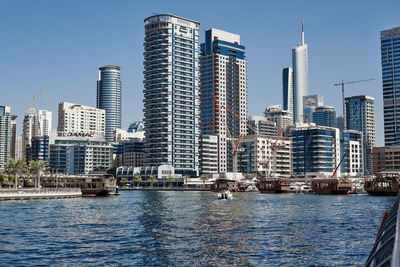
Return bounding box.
[143,14,200,177]
[97,65,122,142]
[282,67,294,123]
[200,28,247,173]
[381,27,400,146]
[292,20,309,123]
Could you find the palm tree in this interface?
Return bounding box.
[219,173,227,179]
[149,175,157,188]
[183,175,190,188]
[29,160,49,189]
[5,159,27,189]
[200,175,209,188]
[133,175,142,188]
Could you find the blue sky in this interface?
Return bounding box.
[1,0,399,145]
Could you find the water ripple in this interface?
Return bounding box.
[0,191,394,266]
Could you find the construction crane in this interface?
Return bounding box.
[334,78,374,129]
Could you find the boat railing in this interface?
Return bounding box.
[366,193,400,267]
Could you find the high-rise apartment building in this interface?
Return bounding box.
[264,105,292,133]
[10,115,17,159]
[313,106,336,128]
[200,28,248,174]
[58,102,105,137]
[303,94,323,123]
[381,27,400,146]
[345,95,375,175]
[36,110,52,136]
[292,21,309,123]
[143,14,200,176]
[0,106,12,170]
[282,67,294,122]
[22,108,36,161]
[248,116,277,137]
[97,65,122,142]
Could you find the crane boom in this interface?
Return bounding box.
[333,78,374,129]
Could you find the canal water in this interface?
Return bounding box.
[0,191,395,266]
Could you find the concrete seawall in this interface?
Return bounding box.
[0,188,82,201]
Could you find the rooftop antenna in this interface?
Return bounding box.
[301,20,305,45]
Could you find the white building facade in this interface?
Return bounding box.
[57,102,105,137]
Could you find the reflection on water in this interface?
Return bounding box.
[0,191,395,266]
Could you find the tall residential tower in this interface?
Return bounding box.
[143,14,200,176]
[282,67,294,122]
[381,27,400,146]
[345,95,375,175]
[200,28,247,173]
[292,21,309,123]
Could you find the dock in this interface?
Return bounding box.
[0,188,82,201]
[366,193,400,266]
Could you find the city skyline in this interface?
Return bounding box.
[1,1,400,146]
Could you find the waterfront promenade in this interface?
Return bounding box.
[0,188,82,201]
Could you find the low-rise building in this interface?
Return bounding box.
[114,138,145,167]
[340,130,363,177]
[228,135,291,177]
[291,125,340,178]
[49,132,113,174]
[372,146,400,174]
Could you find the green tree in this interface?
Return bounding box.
[29,160,49,189]
[149,175,157,188]
[200,175,209,188]
[120,177,129,187]
[133,175,142,188]
[168,175,175,188]
[0,173,5,186]
[183,175,190,188]
[5,159,27,189]
[219,173,227,179]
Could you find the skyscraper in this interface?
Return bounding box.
[292,21,309,123]
[345,95,376,175]
[143,14,200,176]
[381,27,400,146]
[313,106,336,128]
[282,67,294,122]
[200,28,248,173]
[97,65,122,142]
[0,106,12,171]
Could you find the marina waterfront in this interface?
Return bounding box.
[0,191,395,266]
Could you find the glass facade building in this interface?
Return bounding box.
[292,21,309,123]
[381,27,400,146]
[97,65,122,142]
[143,14,200,177]
[200,28,248,173]
[291,126,340,178]
[31,135,49,162]
[345,95,375,175]
[313,106,336,128]
[282,67,294,122]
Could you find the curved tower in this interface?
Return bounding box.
[97,65,122,142]
[292,21,309,123]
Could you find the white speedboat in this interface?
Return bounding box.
[218,190,233,199]
[245,184,259,192]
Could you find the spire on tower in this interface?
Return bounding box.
[301,20,305,45]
